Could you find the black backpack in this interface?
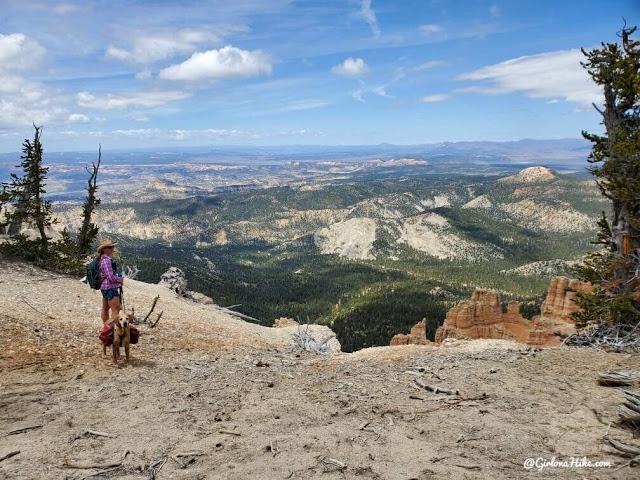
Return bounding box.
[85,256,118,290]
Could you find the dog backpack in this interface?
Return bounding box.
[85,258,102,290]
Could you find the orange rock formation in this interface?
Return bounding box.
[390,318,432,346]
[428,276,592,348]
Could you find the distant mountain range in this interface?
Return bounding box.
[51,164,604,351]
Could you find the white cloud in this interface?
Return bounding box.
[112,128,161,137]
[68,113,90,123]
[352,89,365,102]
[359,0,381,39]
[456,49,601,107]
[77,90,192,110]
[421,94,451,103]
[158,46,271,82]
[411,60,446,72]
[0,33,46,72]
[419,24,442,35]
[0,34,72,129]
[373,86,394,99]
[106,26,248,65]
[489,5,501,17]
[331,57,370,77]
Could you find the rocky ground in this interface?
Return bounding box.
[1,259,639,479]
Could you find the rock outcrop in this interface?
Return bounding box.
[432,276,592,347]
[540,276,592,321]
[434,290,533,344]
[273,317,300,328]
[190,291,214,305]
[159,267,188,296]
[390,318,432,346]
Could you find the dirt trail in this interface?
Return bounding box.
[0,259,638,479]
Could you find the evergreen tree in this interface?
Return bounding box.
[574,25,640,324]
[4,125,55,256]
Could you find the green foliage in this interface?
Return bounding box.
[330,283,453,352]
[3,125,54,254]
[0,126,87,275]
[574,25,640,325]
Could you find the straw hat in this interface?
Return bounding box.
[97,239,118,254]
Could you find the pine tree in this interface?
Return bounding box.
[5,125,55,256]
[574,25,640,324]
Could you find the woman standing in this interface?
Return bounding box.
[97,239,123,326]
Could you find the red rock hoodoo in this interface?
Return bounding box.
[390,318,432,346]
[428,276,592,348]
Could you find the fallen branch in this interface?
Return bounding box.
[149,311,163,328]
[0,451,19,462]
[143,296,160,324]
[62,461,123,469]
[320,457,346,471]
[565,322,640,353]
[175,451,205,457]
[78,466,121,480]
[84,429,115,438]
[219,429,241,436]
[9,424,42,435]
[147,456,167,480]
[213,305,260,323]
[414,378,459,396]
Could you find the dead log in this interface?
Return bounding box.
[619,405,640,423]
[603,436,640,456]
[598,371,640,386]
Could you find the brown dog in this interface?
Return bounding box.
[112,312,133,364]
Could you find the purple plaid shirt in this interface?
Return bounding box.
[100,255,122,290]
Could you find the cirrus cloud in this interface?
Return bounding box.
[421,94,451,103]
[158,45,271,82]
[456,49,601,107]
[331,57,370,77]
[359,0,381,39]
[77,90,192,110]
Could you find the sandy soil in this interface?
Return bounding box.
[1,259,639,479]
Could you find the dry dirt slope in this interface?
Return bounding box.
[0,259,639,480]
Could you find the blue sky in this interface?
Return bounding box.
[0,0,637,152]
